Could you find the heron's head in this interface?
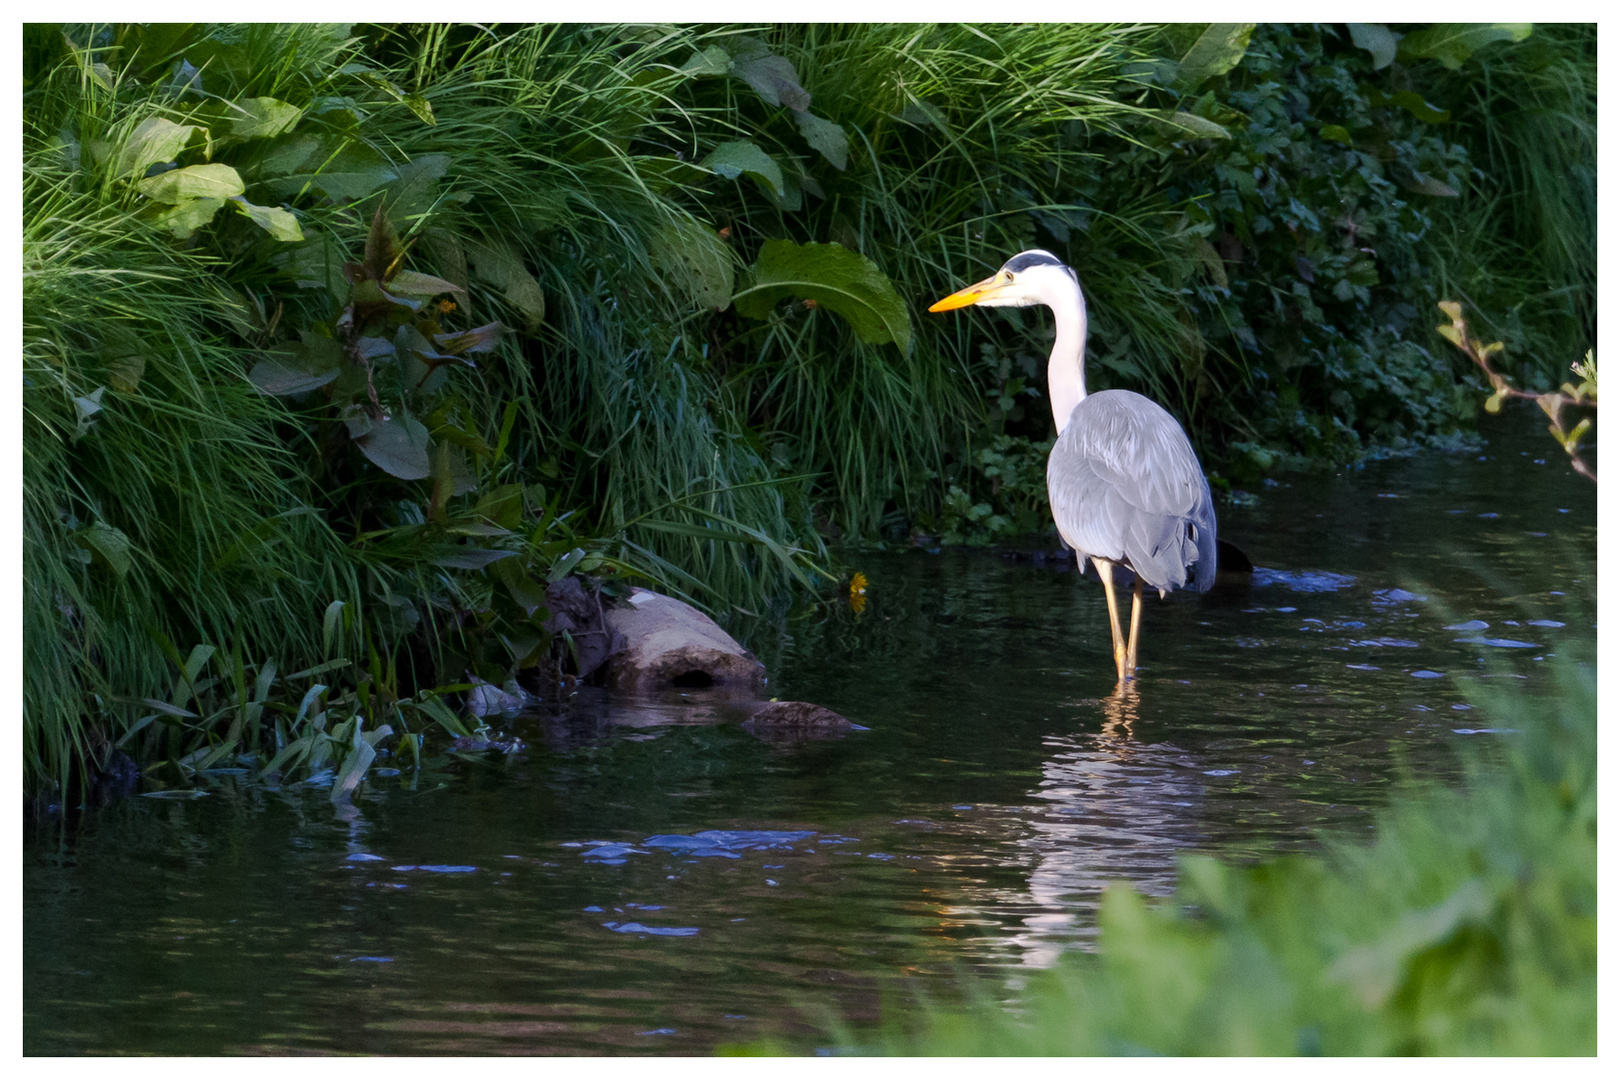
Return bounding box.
[928,250,1079,312]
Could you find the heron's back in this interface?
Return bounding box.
[1046,389,1217,593]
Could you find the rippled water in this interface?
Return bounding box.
[24,416,1596,1054]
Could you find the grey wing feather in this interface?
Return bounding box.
[1047,389,1218,593]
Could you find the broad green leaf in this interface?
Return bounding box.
[474,483,525,531]
[730,38,811,110]
[1319,124,1352,145]
[794,111,849,171]
[1397,170,1459,197]
[1397,23,1532,70]
[394,323,454,393]
[733,239,911,353]
[680,44,731,77]
[1174,24,1253,91]
[151,196,226,239]
[322,600,347,656]
[330,734,376,804]
[261,143,399,202]
[78,521,133,577]
[702,140,784,196]
[649,219,735,310]
[112,117,200,178]
[1347,23,1401,69]
[1152,111,1231,140]
[254,132,325,176]
[388,270,466,297]
[348,410,432,480]
[433,321,506,356]
[230,198,303,241]
[429,545,517,570]
[1366,87,1451,124]
[384,153,452,219]
[226,97,303,140]
[248,333,345,396]
[402,95,435,125]
[136,163,245,204]
[467,238,546,331]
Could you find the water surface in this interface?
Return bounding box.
[24,416,1596,1054]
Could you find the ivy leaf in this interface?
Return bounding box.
[226,97,303,140]
[1174,24,1254,91]
[347,410,433,480]
[702,140,784,196]
[794,111,849,171]
[112,117,201,178]
[733,239,911,353]
[230,197,304,241]
[1347,23,1401,70]
[136,163,245,204]
[1397,23,1532,70]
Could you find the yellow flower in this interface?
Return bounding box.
[849,572,868,615]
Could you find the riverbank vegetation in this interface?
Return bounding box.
[23,23,1594,799]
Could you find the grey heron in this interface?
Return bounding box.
[930,250,1217,683]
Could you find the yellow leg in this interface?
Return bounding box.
[1124,577,1144,681]
[1095,559,1128,683]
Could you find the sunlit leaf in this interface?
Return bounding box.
[151,196,226,239]
[226,97,303,140]
[1174,24,1253,91]
[136,163,245,204]
[112,116,200,178]
[388,269,466,297]
[1397,23,1533,70]
[733,239,912,352]
[230,197,303,241]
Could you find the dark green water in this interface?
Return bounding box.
[24,415,1596,1055]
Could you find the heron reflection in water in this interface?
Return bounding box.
[931,251,1218,683]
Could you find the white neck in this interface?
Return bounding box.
[1046,275,1088,434]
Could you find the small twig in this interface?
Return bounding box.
[1436,302,1596,483]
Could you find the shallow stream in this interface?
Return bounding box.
[24,414,1597,1054]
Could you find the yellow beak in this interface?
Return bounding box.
[928,274,1009,312]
